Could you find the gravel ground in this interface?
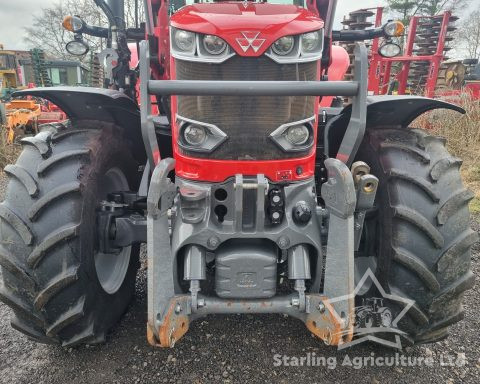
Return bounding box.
[0,171,479,384]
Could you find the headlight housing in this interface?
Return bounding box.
[177,115,228,153]
[270,117,315,152]
[266,30,324,63]
[170,28,234,63]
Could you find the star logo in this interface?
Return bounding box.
[327,268,415,350]
[236,32,266,53]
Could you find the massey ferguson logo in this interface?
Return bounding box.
[236,32,266,53]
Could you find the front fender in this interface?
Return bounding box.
[326,95,465,158]
[13,86,140,127]
[13,86,145,160]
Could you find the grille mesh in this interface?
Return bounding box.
[175,56,317,160]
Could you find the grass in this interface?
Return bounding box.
[0,131,20,170]
[411,94,480,214]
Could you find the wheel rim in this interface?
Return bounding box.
[94,167,131,295]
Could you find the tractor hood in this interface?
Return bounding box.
[170,2,323,57]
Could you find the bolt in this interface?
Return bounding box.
[174,304,182,314]
[207,236,220,249]
[293,201,312,224]
[318,302,326,313]
[291,298,300,307]
[277,236,290,249]
[197,298,206,308]
[296,166,303,176]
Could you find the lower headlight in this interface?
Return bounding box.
[301,31,321,52]
[272,36,295,56]
[203,35,227,55]
[174,29,195,52]
[184,124,207,146]
[285,125,310,145]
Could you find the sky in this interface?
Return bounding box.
[0,0,384,51]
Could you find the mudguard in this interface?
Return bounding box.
[13,86,145,160]
[325,95,465,158]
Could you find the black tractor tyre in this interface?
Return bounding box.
[0,121,142,346]
[354,127,477,344]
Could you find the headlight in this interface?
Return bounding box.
[285,125,310,145]
[378,43,401,58]
[174,29,195,52]
[184,124,207,146]
[272,36,295,56]
[301,31,321,52]
[203,35,227,55]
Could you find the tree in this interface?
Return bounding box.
[417,0,470,16]
[385,0,417,25]
[386,0,470,25]
[456,10,480,59]
[24,0,143,61]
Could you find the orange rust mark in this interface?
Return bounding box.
[306,298,352,346]
[158,315,189,347]
[157,302,189,348]
[147,300,190,348]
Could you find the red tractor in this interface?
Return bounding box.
[0,0,476,349]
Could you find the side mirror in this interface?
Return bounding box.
[378,42,402,58]
[66,36,89,56]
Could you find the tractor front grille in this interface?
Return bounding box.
[174,56,317,160]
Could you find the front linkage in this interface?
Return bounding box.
[145,156,376,347]
[137,41,378,347]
